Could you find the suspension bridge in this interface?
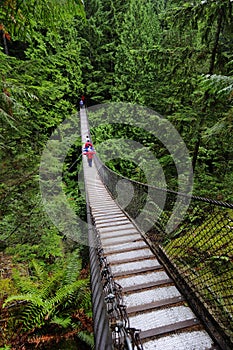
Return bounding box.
[80,107,233,350]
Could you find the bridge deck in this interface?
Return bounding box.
[80,109,220,350]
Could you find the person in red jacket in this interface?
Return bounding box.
[84,141,93,150]
[83,147,96,167]
[79,95,85,108]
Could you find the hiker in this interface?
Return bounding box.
[84,140,93,151]
[79,99,84,109]
[83,147,96,167]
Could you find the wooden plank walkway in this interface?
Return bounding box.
[80,108,220,350]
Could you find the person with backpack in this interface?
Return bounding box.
[79,99,84,109]
[84,140,93,151]
[83,146,96,167]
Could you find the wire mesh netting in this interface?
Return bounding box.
[95,156,233,346]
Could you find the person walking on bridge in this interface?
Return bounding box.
[83,137,93,153]
[84,140,93,151]
[83,146,96,167]
[79,99,84,109]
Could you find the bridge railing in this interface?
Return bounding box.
[85,183,113,350]
[95,156,233,350]
[85,173,144,350]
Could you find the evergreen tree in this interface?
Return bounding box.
[113,0,162,106]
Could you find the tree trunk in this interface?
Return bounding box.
[192,11,223,171]
[208,10,223,75]
[192,133,201,171]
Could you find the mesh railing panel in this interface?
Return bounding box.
[95,156,233,347]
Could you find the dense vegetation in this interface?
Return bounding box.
[0,0,233,348]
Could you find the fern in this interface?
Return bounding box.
[30,260,47,283]
[39,271,64,300]
[3,294,46,330]
[77,331,94,349]
[63,249,82,285]
[3,278,89,331]
[2,251,87,334]
[202,74,233,96]
[50,316,72,328]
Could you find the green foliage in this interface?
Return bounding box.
[112,0,162,105]
[1,0,85,42]
[78,331,95,348]
[0,0,86,250]
[1,0,233,347]
[0,2,92,348]
[5,228,63,265]
[164,208,233,337]
[0,279,17,300]
[2,249,92,344]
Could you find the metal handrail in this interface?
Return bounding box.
[96,237,144,350]
[82,109,113,350]
[85,184,113,350]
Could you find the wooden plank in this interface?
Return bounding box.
[140,318,200,340]
[122,278,174,293]
[127,296,185,314]
[113,265,163,278]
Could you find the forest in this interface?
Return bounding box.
[0,0,233,349]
